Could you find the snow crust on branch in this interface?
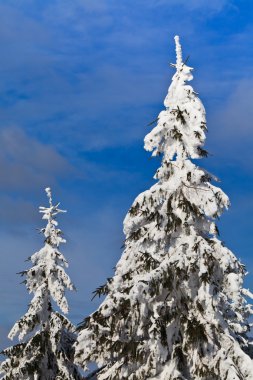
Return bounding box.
[174,35,182,68]
[75,36,253,379]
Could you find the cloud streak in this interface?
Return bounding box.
[207,79,253,168]
[0,127,72,192]
[147,0,230,11]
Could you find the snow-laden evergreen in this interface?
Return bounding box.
[75,36,253,380]
[0,188,82,380]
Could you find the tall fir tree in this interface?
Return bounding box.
[0,188,82,380]
[75,36,253,380]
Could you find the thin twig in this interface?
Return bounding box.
[182,182,211,192]
[146,117,159,127]
[85,365,106,379]
[183,55,190,66]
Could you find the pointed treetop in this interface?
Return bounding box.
[174,35,183,69]
[40,187,66,222]
[39,187,66,248]
[169,35,193,82]
[144,36,202,160]
[45,186,52,207]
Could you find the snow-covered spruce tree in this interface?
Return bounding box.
[75,36,253,379]
[0,188,82,380]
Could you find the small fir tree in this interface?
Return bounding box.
[0,188,82,380]
[75,36,253,379]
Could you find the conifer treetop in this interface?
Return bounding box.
[174,35,182,68]
[144,36,204,165]
[8,188,74,341]
[40,186,67,248]
[1,188,82,380]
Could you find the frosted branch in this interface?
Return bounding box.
[45,187,53,208]
[174,35,183,69]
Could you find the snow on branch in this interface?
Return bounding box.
[174,35,183,69]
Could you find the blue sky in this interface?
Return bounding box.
[0,0,253,348]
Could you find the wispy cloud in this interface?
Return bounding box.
[0,4,52,71]
[147,0,230,12]
[0,127,72,192]
[0,127,74,231]
[0,0,244,154]
[207,79,253,168]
